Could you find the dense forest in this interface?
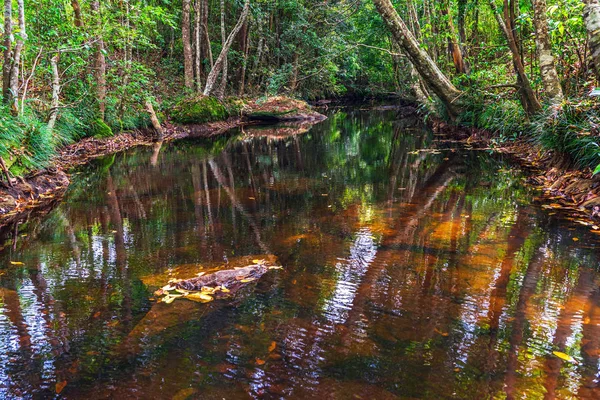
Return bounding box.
[0,0,599,179]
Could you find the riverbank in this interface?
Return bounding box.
[432,119,600,229]
[0,97,326,229]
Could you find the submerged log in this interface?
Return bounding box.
[175,263,269,292]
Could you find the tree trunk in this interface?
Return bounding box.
[202,0,213,68]
[203,0,250,97]
[238,22,250,96]
[71,0,83,27]
[2,0,12,104]
[215,0,228,99]
[47,54,60,131]
[182,0,194,89]
[91,1,107,120]
[194,0,202,92]
[444,0,467,74]
[372,0,463,117]
[7,0,25,114]
[584,0,600,82]
[145,100,164,140]
[488,0,541,114]
[532,0,563,105]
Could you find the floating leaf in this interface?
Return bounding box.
[573,237,579,242]
[9,261,24,266]
[269,266,283,270]
[185,292,213,303]
[255,358,266,366]
[268,341,277,352]
[163,296,175,304]
[196,272,206,277]
[434,328,449,337]
[252,259,264,264]
[162,284,175,291]
[553,351,577,363]
[220,286,230,293]
[55,381,67,394]
[241,278,256,283]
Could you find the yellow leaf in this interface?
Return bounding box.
[163,296,175,304]
[220,287,230,293]
[196,272,206,277]
[252,259,264,264]
[162,284,175,291]
[255,358,265,366]
[10,261,24,266]
[185,292,213,303]
[573,237,579,241]
[268,341,277,352]
[241,278,256,283]
[55,381,67,394]
[268,266,283,270]
[553,351,576,363]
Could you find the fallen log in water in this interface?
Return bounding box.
[154,258,282,304]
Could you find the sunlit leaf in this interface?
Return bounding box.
[162,284,175,291]
[255,358,266,365]
[241,278,256,283]
[9,261,24,266]
[268,341,277,352]
[163,296,175,304]
[553,351,577,363]
[185,292,213,303]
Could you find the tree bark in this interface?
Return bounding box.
[71,0,83,27]
[488,0,542,114]
[531,0,563,105]
[203,0,250,97]
[194,0,202,92]
[2,0,12,103]
[182,0,194,89]
[145,100,164,140]
[584,0,600,82]
[215,0,228,99]
[372,0,463,117]
[444,0,467,74]
[47,53,60,131]
[4,0,25,113]
[91,1,107,120]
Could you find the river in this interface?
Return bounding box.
[0,109,599,399]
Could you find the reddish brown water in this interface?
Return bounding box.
[1,110,600,399]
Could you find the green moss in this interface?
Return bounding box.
[223,97,247,116]
[90,119,114,138]
[170,96,229,124]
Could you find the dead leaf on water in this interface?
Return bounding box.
[241,278,256,283]
[434,328,449,337]
[268,341,277,352]
[55,381,67,394]
[9,261,24,266]
[185,292,213,303]
[255,358,266,366]
[163,296,175,304]
[573,237,580,242]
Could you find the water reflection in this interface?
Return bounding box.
[0,110,599,399]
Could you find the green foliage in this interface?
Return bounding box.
[90,119,114,138]
[534,101,600,170]
[170,96,229,124]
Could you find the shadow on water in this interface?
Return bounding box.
[0,109,600,398]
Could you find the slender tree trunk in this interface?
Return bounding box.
[532,0,563,104]
[5,0,26,114]
[47,53,60,131]
[202,0,213,68]
[2,0,12,103]
[238,22,250,96]
[71,0,83,27]
[215,0,228,99]
[583,0,600,82]
[204,0,250,97]
[488,0,542,114]
[444,0,467,74]
[182,0,194,89]
[372,0,463,116]
[91,1,107,120]
[194,0,202,92]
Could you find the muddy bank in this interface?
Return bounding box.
[432,120,600,228]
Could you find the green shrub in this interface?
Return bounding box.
[90,119,114,138]
[170,96,229,124]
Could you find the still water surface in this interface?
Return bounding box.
[1,110,600,399]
